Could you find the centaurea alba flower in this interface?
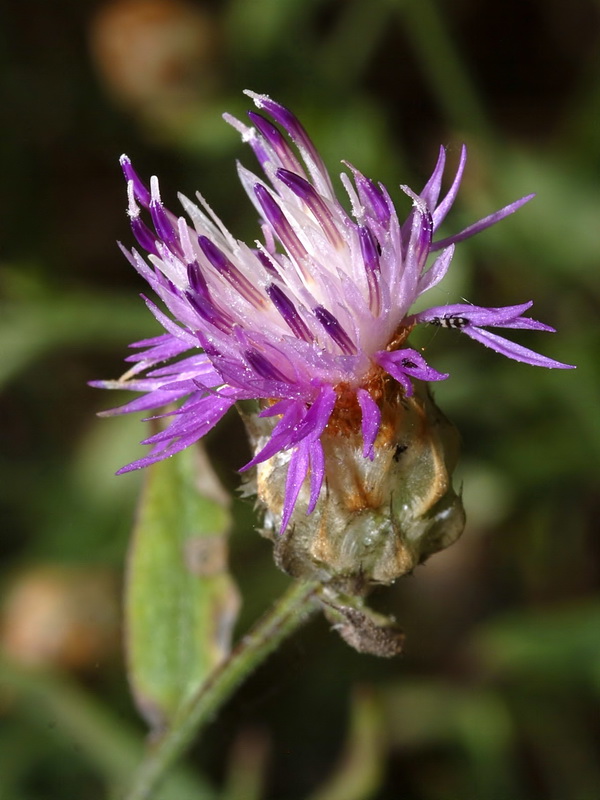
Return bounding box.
[95,91,573,598]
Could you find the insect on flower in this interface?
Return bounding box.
[429,314,470,329]
[93,91,574,541]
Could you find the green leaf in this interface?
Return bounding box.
[381,680,517,799]
[0,655,216,800]
[307,688,385,800]
[473,601,600,686]
[126,442,240,732]
[0,286,154,387]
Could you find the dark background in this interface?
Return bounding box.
[1,1,599,798]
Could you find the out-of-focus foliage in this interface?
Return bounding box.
[0,0,598,797]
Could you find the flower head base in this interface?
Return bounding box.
[95,91,574,550]
[243,380,465,592]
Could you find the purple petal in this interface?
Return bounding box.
[357,388,381,460]
[358,226,380,273]
[255,248,280,277]
[314,306,357,354]
[226,114,272,170]
[116,394,235,473]
[187,259,210,299]
[307,439,325,514]
[358,226,382,314]
[125,340,190,372]
[141,296,197,346]
[130,216,159,256]
[267,283,314,342]
[120,155,151,207]
[376,348,449,395]
[416,245,455,295]
[245,91,334,196]
[244,348,290,382]
[125,333,190,365]
[147,353,221,380]
[142,390,233,421]
[128,332,173,349]
[116,430,203,474]
[432,145,467,230]
[149,177,179,247]
[186,291,234,334]
[462,326,576,369]
[413,301,555,331]
[376,358,410,395]
[280,439,311,532]
[432,193,535,252]
[254,184,307,264]
[247,111,307,177]
[419,146,446,212]
[240,400,306,470]
[259,397,297,418]
[344,163,391,226]
[198,235,264,306]
[93,385,191,417]
[140,394,232,444]
[288,385,337,447]
[405,193,433,268]
[276,168,342,246]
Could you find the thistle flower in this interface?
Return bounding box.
[94,91,573,541]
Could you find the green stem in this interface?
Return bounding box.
[123,579,321,800]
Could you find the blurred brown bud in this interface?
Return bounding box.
[89,0,218,125]
[0,565,120,672]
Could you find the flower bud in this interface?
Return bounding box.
[243,382,465,594]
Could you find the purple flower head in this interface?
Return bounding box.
[94,91,574,532]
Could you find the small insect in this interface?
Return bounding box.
[429,314,470,329]
[393,443,408,462]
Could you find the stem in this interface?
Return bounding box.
[123,579,321,800]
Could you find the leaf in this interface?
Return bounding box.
[307,688,384,800]
[0,287,153,387]
[381,680,516,799]
[126,442,240,732]
[473,600,600,687]
[0,654,216,800]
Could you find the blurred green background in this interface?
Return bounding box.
[1,0,599,798]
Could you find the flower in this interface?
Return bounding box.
[94,90,574,533]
